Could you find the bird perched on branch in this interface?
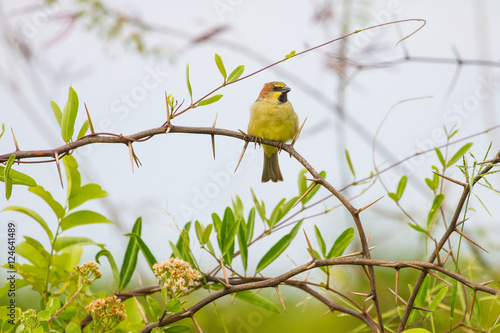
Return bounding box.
[248,81,299,183]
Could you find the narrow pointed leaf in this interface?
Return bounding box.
[237,224,248,272]
[61,86,79,142]
[234,290,280,313]
[227,65,245,83]
[77,119,89,139]
[51,100,62,127]
[429,287,448,311]
[54,236,99,252]
[256,220,303,273]
[197,94,223,106]
[284,50,296,59]
[186,63,193,101]
[427,194,445,227]
[434,148,445,168]
[396,175,408,199]
[0,166,36,187]
[96,249,120,289]
[125,233,157,270]
[314,225,326,257]
[4,154,15,200]
[119,218,142,290]
[345,149,356,177]
[246,207,255,244]
[327,227,354,259]
[201,224,213,245]
[215,53,227,79]
[298,169,307,197]
[447,142,473,167]
[407,223,427,234]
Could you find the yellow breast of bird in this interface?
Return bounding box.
[247,100,298,142]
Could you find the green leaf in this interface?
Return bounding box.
[197,94,223,106]
[63,155,81,201]
[215,53,227,80]
[251,188,266,222]
[125,233,157,270]
[54,236,99,252]
[51,100,62,127]
[407,223,427,234]
[434,147,445,167]
[17,241,48,267]
[119,217,142,290]
[186,63,193,101]
[2,206,53,241]
[284,50,296,59]
[429,287,448,311]
[268,198,286,228]
[447,142,473,167]
[314,225,326,257]
[234,290,280,313]
[65,322,82,333]
[327,227,354,259]
[0,123,4,138]
[304,171,325,203]
[401,329,432,333]
[4,154,15,200]
[298,169,307,197]
[147,296,162,319]
[68,183,107,210]
[29,186,65,219]
[221,207,239,255]
[0,165,37,187]
[201,224,213,245]
[195,220,204,244]
[427,194,444,227]
[345,149,356,177]
[163,325,191,332]
[246,207,255,244]
[166,299,181,313]
[256,219,303,273]
[232,195,244,218]
[226,65,245,83]
[396,175,408,199]
[77,119,89,139]
[23,237,51,262]
[237,223,248,272]
[60,210,113,231]
[61,86,79,142]
[388,192,399,202]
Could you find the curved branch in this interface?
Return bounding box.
[135,257,499,332]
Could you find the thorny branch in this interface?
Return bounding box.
[3,124,500,332]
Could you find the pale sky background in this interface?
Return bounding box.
[1,0,500,286]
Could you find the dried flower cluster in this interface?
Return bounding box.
[85,295,127,331]
[73,261,102,286]
[20,309,38,331]
[153,258,202,298]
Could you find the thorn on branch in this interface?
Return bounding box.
[355,196,384,214]
[291,117,307,147]
[54,152,63,188]
[303,230,316,260]
[84,103,95,134]
[11,128,19,151]
[293,181,319,208]
[234,141,249,173]
[275,286,287,313]
[454,228,489,253]
[432,171,467,187]
[211,113,218,160]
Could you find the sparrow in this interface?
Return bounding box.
[247,81,299,182]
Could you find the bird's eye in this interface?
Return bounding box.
[272,86,282,92]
